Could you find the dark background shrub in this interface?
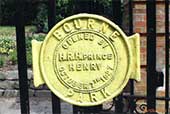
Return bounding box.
[0,0,38,25]
[0,0,112,31]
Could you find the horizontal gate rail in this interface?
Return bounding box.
[123,95,170,101]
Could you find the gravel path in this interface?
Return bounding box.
[0,97,73,114]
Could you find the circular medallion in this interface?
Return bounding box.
[53,30,118,93]
[40,14,132,106]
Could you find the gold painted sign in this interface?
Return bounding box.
[32,14,140,106]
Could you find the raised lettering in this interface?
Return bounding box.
[66,38,73,45]
[63,23,72,33]
[74,19,81,29]
[68,64,74,71]
[100,88,110,98]
[72,36,78,42]
[109,31,120,42]
[98,40,109,48]
[77,33,84,40]
[90,63,96,70]
[77,92,83,103]
[83,63,89,71]
[58,52,113,61]
[96,63,101,71]
[87,19,95,29]
[89,93,98,102]
[68,63,101,71]
[67,52,74,60]
[84,33,89,40]
[89,34,94,41]
[107,54,113,60]
[62,43,69,49]
[59,66,64,72]
[76,63,81,71]
[53,31,62,41]
[58,53,65,61]
[67,88,74,97]
[100,23,109,33]
[102,54,107,60]
[107,65,114,70]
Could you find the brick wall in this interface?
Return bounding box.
[128,1,168,113]
[132,0,166,93]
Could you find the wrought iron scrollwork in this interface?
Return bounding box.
[125,96,147,114]
[106,95,148,114]
[134,101,147,114]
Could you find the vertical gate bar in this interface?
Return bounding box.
[48,0,56,29]
[129,0,134,113]
[89,0,103,112]
[129,0,134,94]
[73,0,103,113]
[73,105,79,114]
[48,0,61,114]
[146,0,157,112]
[112,0,123,112]
[72,1,83,113]
[73,106,79,114]
[112,0,122,26]
[129,0,134,95]
[165,0,169,113]
[51,94,61,114]
[129,0,133,36]
[15,0,30,114]
[73,105,102,114]
[115,95,123,113]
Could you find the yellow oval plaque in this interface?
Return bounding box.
[32,14,140,106]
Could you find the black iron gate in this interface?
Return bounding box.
[15,0,170,114]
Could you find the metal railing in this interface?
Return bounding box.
[15,0,170,114]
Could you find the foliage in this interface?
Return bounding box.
[0,0,16,25]
[8,49,17,65]
[1,0,113,26]
[56,0,74,22]
[33,34,46,41]
[0,37,16,55]
[26,34,45,50]
[0,26,16,37]
[0,28,17,65]
[25,26,37,33]
[0,56,5,68]
[1,0,113,31]
[0,26,36,38]
[26,51,32,67]
[0,26,44,67]
[5,33,45,67]
[98,0,112,7]
[33,0,74,32]
[33,3,48,33]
